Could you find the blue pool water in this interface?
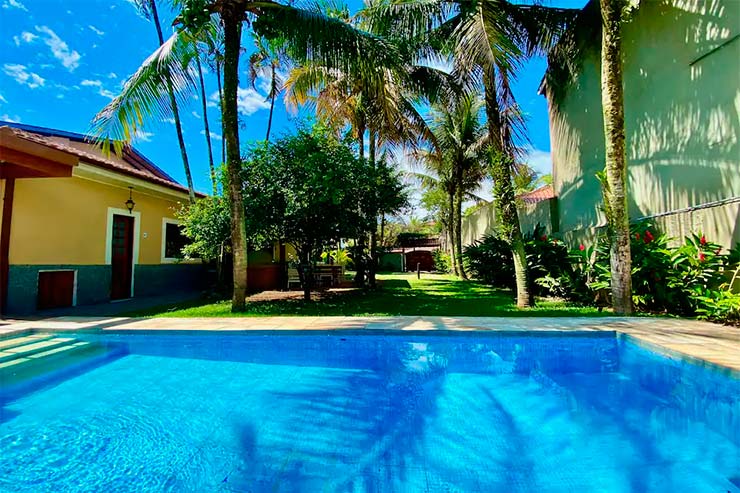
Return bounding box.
[1,331,738,493]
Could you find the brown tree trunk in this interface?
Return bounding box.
[221,6,248,311]
[453,169,468,281]
[448,190,458,276]
[368,129,378,289]
[600,0,632,314]
[483,68,530,307]
[266,63,276,142]
[216,61,225,166]
[149,0,195,203]
[354,123,366,286]
[195,52,217,195]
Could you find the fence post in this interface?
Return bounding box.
[417,263,421,279]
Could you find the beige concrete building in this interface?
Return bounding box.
[463,0,739,250]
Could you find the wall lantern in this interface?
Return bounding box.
[125,187,136,214]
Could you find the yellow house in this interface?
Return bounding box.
[0,122,204,315]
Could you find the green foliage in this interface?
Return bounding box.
[464,225,572,297]
[176,195,230,261]
[570,223,740,323]
[240,125,406,296]
[432,250,451,274]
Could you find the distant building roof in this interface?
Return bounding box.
[518,184,555,204]
[0,121,196,196]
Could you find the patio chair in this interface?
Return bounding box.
[287,268,302,290]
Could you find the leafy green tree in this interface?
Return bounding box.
[241,126,407,301]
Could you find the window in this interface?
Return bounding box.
[163,220,189,260]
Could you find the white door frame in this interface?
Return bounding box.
[105,207,140,298]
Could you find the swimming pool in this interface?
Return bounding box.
[1,331,738,492]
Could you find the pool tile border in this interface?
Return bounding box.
[1,316,738,371]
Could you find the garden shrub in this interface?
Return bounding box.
[585,223,739,323]
[432,249,452,273]
[464,225,573,297]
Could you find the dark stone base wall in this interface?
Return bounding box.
[6,264,205,315]
[133,264,206,297]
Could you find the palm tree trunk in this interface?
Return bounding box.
[368,129,378,289]
[216,61,225,166]
[195,52,217,195]
[149,0,195,203]
[265,63,276,142]
[222,6,248,312]
[600,0,632,314]
[483,68,530,307]
[354,122,366,286]
[454,181,468,279]
[448,190,458,276]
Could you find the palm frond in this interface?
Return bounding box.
[89,30,198,154]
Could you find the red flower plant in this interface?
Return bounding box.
[700,235,707,245]
[579,244,586,251]
[540,235,548,241]
[698,252,706,262]
[634,232,641,241]
[644,230,654,243]
[716,247,722,255]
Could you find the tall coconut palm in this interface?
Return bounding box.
[142,0,196,203]
[93,0,402,311]
[249,34,289,142]
[599,0,631,314]
[426,92,487,278]
[544,0,632,314]
[366,0,576,306]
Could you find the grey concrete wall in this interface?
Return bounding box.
[6,263,205,315]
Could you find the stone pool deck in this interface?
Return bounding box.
[1,316,738,371]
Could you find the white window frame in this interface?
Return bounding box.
[161,217,198,263]
[105,207,141,298]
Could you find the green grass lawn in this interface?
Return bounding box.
[127,272,612,318]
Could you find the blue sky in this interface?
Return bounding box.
[0,0,587,198]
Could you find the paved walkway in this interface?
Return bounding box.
[1,315,738,371]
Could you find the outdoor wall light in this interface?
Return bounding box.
[125,186,136,214]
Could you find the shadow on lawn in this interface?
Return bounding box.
[127,275,608,318]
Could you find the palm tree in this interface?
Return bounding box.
[366,0,576,306]
[93,0,403,311]
[194,39,218,194]
[249,34,289,142]
[544,0,632,314]
[599,0,631,314]
[284,29,435,287]
[143,0,196,203]
[421,92,487,278]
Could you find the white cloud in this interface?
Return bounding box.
[133,130,154,143]
[1,114,21,123]
[107,72,117,79]
[200,129,221,140]
[0,94,7,104]
[35,26,81,71]
[98,88,116,99]
[207,91,219,108]
[81,79,102,87]
[523,148,553,176]
[3,64,45,88]
[21,31,37,43]
[2,0,27,11]
[162,118,176,124]
[191,110,201,119]
[236,87,270,115]
[88,25,104,36]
